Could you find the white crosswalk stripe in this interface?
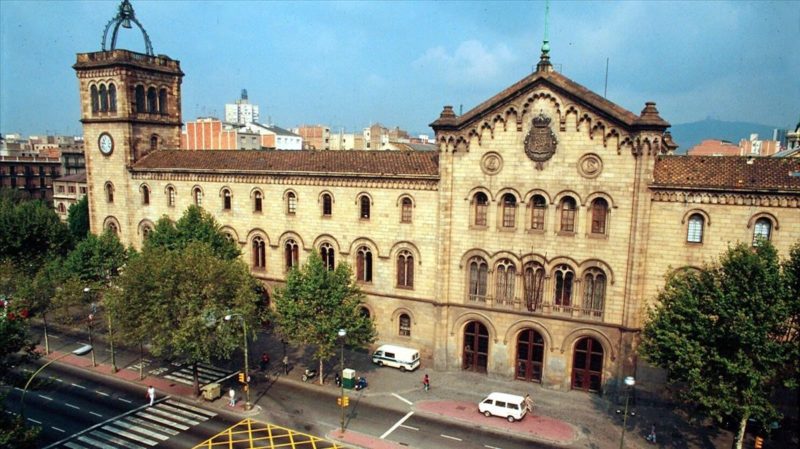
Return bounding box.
[56,401,215,449]
[162,363,231,386]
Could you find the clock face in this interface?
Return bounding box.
[98,133,114,155]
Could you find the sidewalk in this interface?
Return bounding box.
[28,322,738,449]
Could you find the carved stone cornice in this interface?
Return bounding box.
[651,189,800,208]
[130,170,439,191]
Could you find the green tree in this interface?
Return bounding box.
[640,241,797,449]
[145,205,240,260]
[272,251,376,384]
[0,400,40,449]
[63,230,127,284]
[109,243,259,395]
[15,258,70,354]
[67,195,89,242]
[0,191,72,274]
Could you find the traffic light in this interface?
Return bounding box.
[337,396,349,407]
[343,396,349,407]
[238,372,245,383]
[754,436,764,449]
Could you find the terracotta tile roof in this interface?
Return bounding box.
[652,155,800,191]
[431,69,645,130]
[132,150,439,177]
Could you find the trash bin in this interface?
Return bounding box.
[201,382,221,401]
[342,368,356,389]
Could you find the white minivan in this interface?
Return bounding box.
[478,392,527,422]
[371,344,420,372]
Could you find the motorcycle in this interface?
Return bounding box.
[302,368,317,382]
[354,376,368,391]
[334,373,341,387]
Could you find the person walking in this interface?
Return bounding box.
[260,352,270,372]
[146,385,155,406]
[282,355,289,374]
[524,393,535,413]
[228,387,236,407]
[423,374,430,391]
[646,423,657,444]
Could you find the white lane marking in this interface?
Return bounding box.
[110,420,169,441]
[64,442,89,449]
[38,394,53,401]
[392,392,413,405]
[144,407,200,425]
[124,416,180,435]
[118,397,133,403]
[441,434,463,441]
[101,424,159,445]
[90,411,103,417]
[4,410,15,415]
[49,334,61,339]
[157,403,211,421]
[14,387,24,392]
[380,411,415,439]
[135,411,190,430]
[400,424,419,430]
[52,426,65,432]
[28,418,42,424]
[72,383,87,389]
[96,391,110,396]
[77,434,121,449]
[54,378,64,382]
[165,399,217,417]
[484,445,502,449]
[92,430,146,449]
[65,403,81,410]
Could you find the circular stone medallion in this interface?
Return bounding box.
[481,152,503,175]
[578,153,603,179]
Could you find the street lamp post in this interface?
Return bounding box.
[84,288,96,367]
[225,314,251,411]
[338,328,346,433]
[619,376,636,449]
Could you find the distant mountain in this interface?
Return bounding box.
[669,119,779,154]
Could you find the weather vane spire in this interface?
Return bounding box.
[536,0,553,72]
[101,0,154,56]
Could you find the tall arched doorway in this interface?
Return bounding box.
[463,321,489,373]
[515,329,544,382]
[571,337,604,392]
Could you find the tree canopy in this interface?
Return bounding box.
[67,195,89,242]
[108,242,259,395]
[63,230,127,284]
[144,205,240,260]
[0,190,72,273]
[272,251,376,383]
[640,241,799,449]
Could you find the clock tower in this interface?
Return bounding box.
[74,0,183,240]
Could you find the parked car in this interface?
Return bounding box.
[478,392,527,422]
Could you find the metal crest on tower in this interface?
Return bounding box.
[102,0,154,56]
[524,113,558,169]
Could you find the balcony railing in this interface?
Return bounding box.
[465,295,604,321]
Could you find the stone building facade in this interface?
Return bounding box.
[74,8,800,393]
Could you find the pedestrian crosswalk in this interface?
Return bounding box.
[56,399,216,449]
[162,363,233,387]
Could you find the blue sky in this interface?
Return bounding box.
[1,0,798,138]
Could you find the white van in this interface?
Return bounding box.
[371,345,420,372]
[478,392,527,422]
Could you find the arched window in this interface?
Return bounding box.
[90,85,99,113]
[396,250,414,288]
[501,194,517,228]
[753,218,772,246]
[356,246,372,282]
[582,268,606,319]
[108,83,117,112]
[287,192,297,214]
[322,193,332,216]
[359,195,371,219]
[553,264,574,311]
[222,189,231,210]
[106,222,118,235]
[158,88,168,114]
[105,182,114,203]
[147,87,158,113]
[99,84,108,112]
[193,187,203,207]
[687,213,704,243]
[474,192,488,227]
[559,197,577,233]
[142,224,153,240]
[530,195,547,230]
[321,243,335,270]
[135,85,146,113]
[359,307,371,319]
[150,135,158,152]
[399,314,411,337]
[57,203,66,214]
[167,186,176,207]
[284,239,299,271]
[495,259,516,305]
[253,191,262,213]
[401,197,412,223]
[523,262,545,312]
[141,185,150,205]
[572,337,604,392]
[252,236,266,270]
[590,198,608,235]
[468,257,488,302]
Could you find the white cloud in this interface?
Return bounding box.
[412,40,515,85]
